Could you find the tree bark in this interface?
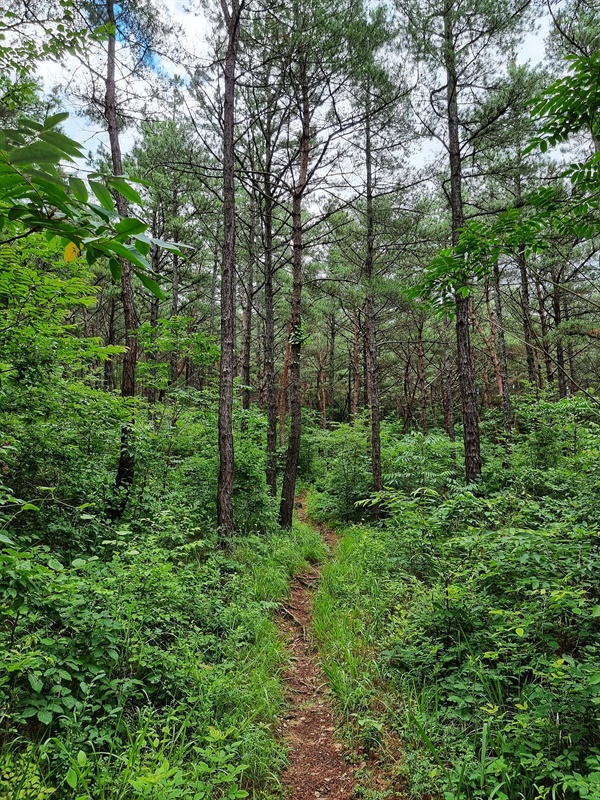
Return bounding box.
[517,246,537,386]
[552,268,568,399]
[364,101,383,492]
[217,0,243,542]
[492,263,512,437]
[240,197,255,416]
[443,1,481,483]
[263,177,278,496]
[105,0,140,519]
[279,67,310,529]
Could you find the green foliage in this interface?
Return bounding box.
[311,401,600,799]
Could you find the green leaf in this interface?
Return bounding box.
[44,112,70,129]
[515,628,525,637]
[69,177,88,203]
[37,709,53,725]
[77,750,87,767]
[28,674,43,693]
[136,272,165,300]
[108,258,122,281]
[89,181,115,211]
[108,177,142,205]
[66,768,78,789]
[115,217,147,236]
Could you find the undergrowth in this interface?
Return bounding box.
[309,396,600,800]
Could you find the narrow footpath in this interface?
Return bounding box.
[278,496,355,800]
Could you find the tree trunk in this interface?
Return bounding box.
[351,309,360,419]
[444,1,481,483]
[105,0,140,520]
[279,321,292,448]
[416,319,428,435]
[263,180,278,496]
[536,276,554,386]
[217,0,243,542]
[279,67,310,529]
[328,314,336,421]
[552,268,567,399]
[492,263,512,436]
[517,246,537,386]
[364,101,383,492]
[240,198,255,416]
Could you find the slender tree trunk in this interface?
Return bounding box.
[279,321,292,448]
[217,0,243,542]
[441,318,456,441]
[517,247,537,386]
[416,319,428,435]
[279,68,310,528]
[364,102,383,492]
[328,314,336,421]
[241,198,255,416]
[563,296,576,394]
[105,0,140,519]
[104,296,116,391]
[493,263,512,436]
[351,309,360,419]
[444,2,481,483]
[263,181,278,496]
[536,276,554,386]
[552,269,567,399]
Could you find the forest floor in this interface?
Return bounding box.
[278,495,356,800]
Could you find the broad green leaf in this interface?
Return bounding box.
[136,271,165,300]
[108,177,142,205]
[89,181,115,211]
[37,709,53,725]
[66,768,78,789]
[69,177,88,202]
[115,217,147,236]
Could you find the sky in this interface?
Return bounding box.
[36,1,551,172]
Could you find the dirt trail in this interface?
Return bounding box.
[278,496,355,800]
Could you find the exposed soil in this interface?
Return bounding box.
[278,496,356,800]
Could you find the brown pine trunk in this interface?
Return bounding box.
[364,102,383,492]
[328,314,336,420]
[492,263,512,436]
[517,247,537,386]
[263,182,278,496]
[417,319,428,435]
[279,67,310,529]
[351,309,360,420]
[536,277,554,386]
[217,0,243,542]
[552,269,567,399]
[444,1,481,483]
[105,0,139,519]
[279,321,292,449]
[241,201,255,415]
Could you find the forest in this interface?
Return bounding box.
[1,0,600,798]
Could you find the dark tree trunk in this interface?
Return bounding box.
[441,318,456,441]
[351,309,360,419]
[217,0,243,542]
[279,69,310,529]
[106,0,139,520]
[536,277,554,386]
[263,182,278,496]
[517,247,537,386]
[552,269,568,399]
[328,314,336,419]
[416,319,428,435]
[241,198,255,416]
[444,2,481,483]
[364,103,383,492]
[493,263,512,437]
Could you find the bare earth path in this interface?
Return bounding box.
[278,496,356,800]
